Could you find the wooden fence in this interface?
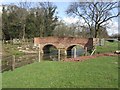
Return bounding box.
[15,54,38,68]
[1,54,38,73]
[1,55,13,72]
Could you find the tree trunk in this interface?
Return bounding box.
[95,30,98,38]
[94,25,100,38]
[22,24,25,41]
[89,28,93,38]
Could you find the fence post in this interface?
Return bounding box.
[12,55,15,71]
[58,49,61,61]
[85,47,88,56]
[73,47,77,58]
[38,44,41,62]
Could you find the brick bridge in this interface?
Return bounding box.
[34,37,94,60]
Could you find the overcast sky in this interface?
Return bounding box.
[0,0,119,36]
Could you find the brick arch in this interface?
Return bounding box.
[41,44,58,60]
[66,44,84,58]
[42,44,58,54]
[42,43,58,49]
[66,44,84,50]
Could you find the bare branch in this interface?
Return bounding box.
[66,2,119,38]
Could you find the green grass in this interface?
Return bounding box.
[2,56,118,88]
[96,41,118,53]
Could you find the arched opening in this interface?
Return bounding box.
[67,45,85,58]
[43,44,58,61]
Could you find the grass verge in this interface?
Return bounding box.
[2,56,118,88]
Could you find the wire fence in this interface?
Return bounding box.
[1,53,38,73]
[1,55,13,72]
[42,50,85,61]
[15,54,38,68]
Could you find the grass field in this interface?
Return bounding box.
[2,56,118,88]
[96,41,118,53]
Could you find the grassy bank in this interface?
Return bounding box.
[2,44,24,56]
[2,56,118,88]
[96,41,118,53]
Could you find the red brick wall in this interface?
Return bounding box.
[34,37,40,44]
[34,37,93,50]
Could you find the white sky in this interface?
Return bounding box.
[106,19,118,35]
[0,0,119,3]
[0,5,2,12]
[63,17,119,36]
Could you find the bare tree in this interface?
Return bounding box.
[66,2,120,38]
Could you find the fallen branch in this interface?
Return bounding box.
[90,49,96,56]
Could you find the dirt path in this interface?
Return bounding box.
[64,53,118,62]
